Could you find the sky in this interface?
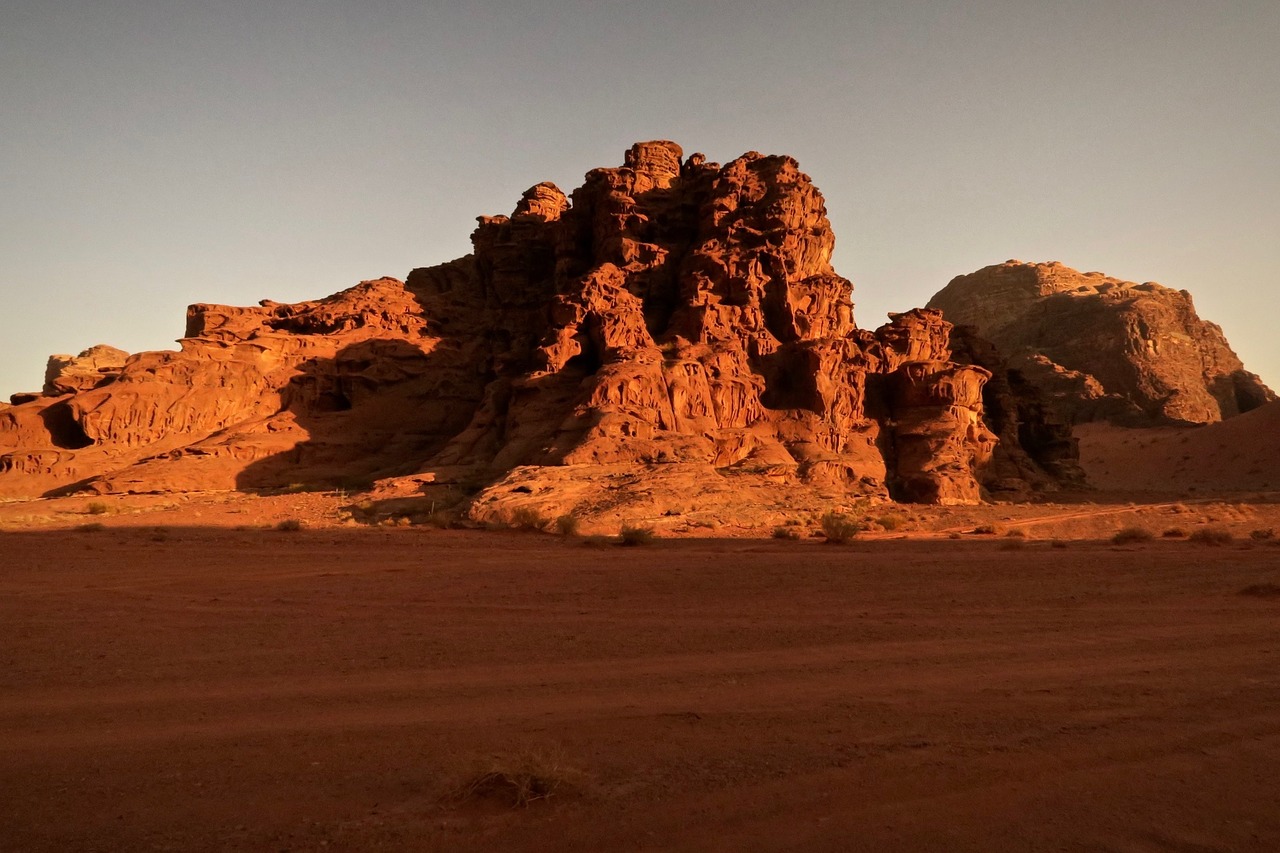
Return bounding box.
[3,0,1277,397]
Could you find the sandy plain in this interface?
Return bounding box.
[2,488,1280,852]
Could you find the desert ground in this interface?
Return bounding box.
[3,488,1280,852]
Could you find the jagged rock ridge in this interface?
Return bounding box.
[2,142,1041,521]
[927,260,1274,425]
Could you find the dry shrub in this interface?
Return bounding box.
[820,512,863,544]
[971,524,998,535]
[1239,583,1280,598]
[1249,528,1276,541]
[275,518,304,532]
[85,502,110,516]
[773,526,800,540]
[999,537,1025,551]
[1162,528,1188,539]
[1189,527,1233,546]
[1004,528,1027,539]
[1111,527,1154,545]
[619,525,655,546]
[510,507,547,531]
[74,522,105,533]
[554,514,580,536]
[452,750,578,808]
[876,513,904,531]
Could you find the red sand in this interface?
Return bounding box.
[1077,401,1280,493]
[3,525,1279,851]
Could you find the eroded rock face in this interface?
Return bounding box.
[927,261,1275,425]
[43,345,129,396]
[1,142,1004,515]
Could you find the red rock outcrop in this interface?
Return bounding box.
[42,345,129,396]
[1,142,1004,518]
[927,261,1274,425]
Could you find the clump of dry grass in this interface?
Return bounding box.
[772,526,801,540]
[619,525,655,546]
[452,749,579,808]
[1249,528,1276,541]
[820,512,863,544]
[1162,527,1188,539]
[1189,527,1233,546]
[971,524,998,535]
[85,502,110,516]
[554,514,580,536]
[275,518,304,532]
[1004,528,1027,539]
[510,507,547,531]
[1111,527,1154,545]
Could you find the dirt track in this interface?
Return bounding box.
[3,527,1279,851]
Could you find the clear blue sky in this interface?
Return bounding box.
[3,0,1277,397]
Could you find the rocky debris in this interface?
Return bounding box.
[43,345,129,396]
[927,260,1274,425]
[1,142,1012,513]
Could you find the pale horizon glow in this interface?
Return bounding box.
[3,0,1277,397]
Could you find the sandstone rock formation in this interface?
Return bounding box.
[1,142,1010,520]
[928,261,1274,425]
[42,345,129,396]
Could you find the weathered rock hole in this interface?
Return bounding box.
[39,402,93,449]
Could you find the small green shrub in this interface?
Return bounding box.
[1189,527,1232,546]
[1111,527,1154,545]
[820,512,863,544]
[619,525,655,546]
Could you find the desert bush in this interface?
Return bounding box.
[1111,527,1154,545]
[1162,527,1188,538]
[1249,528,1276,541]
[619,525,655,546]
[971,524,997,535]
[999,537,1025,551]
[1189,527,1233,546]
[275,518,304,532]
[510,507,547,531]
[85,502,109,515]
[772,526,800,540]
[554,514,580,536]
[1004,528,1027,539]
[820,512,863,544]
[876,513,903,531]
[453,749,577,808]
